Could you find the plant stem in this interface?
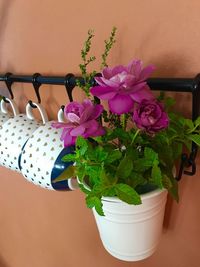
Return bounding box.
[130,129,140,145]
[121,114,126,130]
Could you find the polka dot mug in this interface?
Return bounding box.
[0,97,19,128]
[0,102,48,172]
[19,109,78,191]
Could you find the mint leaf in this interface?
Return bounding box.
[85,165,102,182]
[79,183,91,194]
[117,156,133,179]
[172,143,183,161]
[106,149,122,163]
[86,195,104,216]
[92,183,116,197]
[185,119,194,129]
[195,117,200,127]
[134,159,152,172]
[168,176,179,202]
[115,184,141,205]
[162,174,172,190]
[151,164,163,189]
[188,134,200,146]
[76,136,88,155]
[144,147,158,163]
[129,172,146,188]
[76,165,86,183]
[62,154,76,162]
[94,146,108,162]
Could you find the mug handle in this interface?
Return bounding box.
[26,102,49,124]
[68,178,79,190]
[57,108,65,122]
[0,97,19,116]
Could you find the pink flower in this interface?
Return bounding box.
[133,99,169,134]
[52,100,105,147]
[90,59,155,115]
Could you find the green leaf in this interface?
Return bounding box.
[106,149,122,163]
[150,164,163,189]
[168,176,179,202]
[144,147,158,163]
[162,174,172,190]
[94,146,108,162]
[79,183,91,194]
[129,171,146,188]
[86,195,104,216]
[85,165,102,182]
[76,165,86,183]
[188,134,200,146]
[115,184,141,205]
[133,159,152,172]
[194,117,200,127]
[172,143,183,161]
[52,165,75,183]
[92,183,116,197]
[185,119,194,129]
[126,146,139,160]
[62,153,76,162]
[117,156,133,179]
[108,128,130,142]
[76,136,88,155]
[102,186,116,197]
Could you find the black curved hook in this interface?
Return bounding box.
[64,73,75,102]
[29,73,42,108]
[4,72,14,101]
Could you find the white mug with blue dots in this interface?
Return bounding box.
[0,101,48,172]
[19,109,78,191]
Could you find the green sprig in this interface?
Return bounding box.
[76,29,96,96]
[77,27,117,97]
[101,26,117,69]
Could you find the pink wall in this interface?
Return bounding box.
[0,0,200,266]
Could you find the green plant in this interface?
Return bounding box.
[52,29,200,216]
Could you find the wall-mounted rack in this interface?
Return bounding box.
[0,72,200,181]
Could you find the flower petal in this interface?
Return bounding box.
[82,121,99,138]
[66,113,80,123]
[70,125,85,136]
[92,124,105,137]
[127,59,142,78]
[139,65,156,81]
[102,65,126,79]
[99,76,122,88]
[79,105,94,123]
[130,85,155,103]
[51,121,73,129]
[90,86,117,100]
[95,77,108,87]
[108,94,134,114]
[89,104,104,120]
[64,101,83,117]
[63,133,76,147]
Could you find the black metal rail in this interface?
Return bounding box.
[0,72,200,181]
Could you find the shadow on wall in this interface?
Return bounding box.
[0,255,9,267]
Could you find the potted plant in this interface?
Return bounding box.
[51,28,200,261]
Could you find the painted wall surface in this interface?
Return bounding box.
[0,1,200,266]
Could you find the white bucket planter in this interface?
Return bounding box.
[92,188,167,261]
